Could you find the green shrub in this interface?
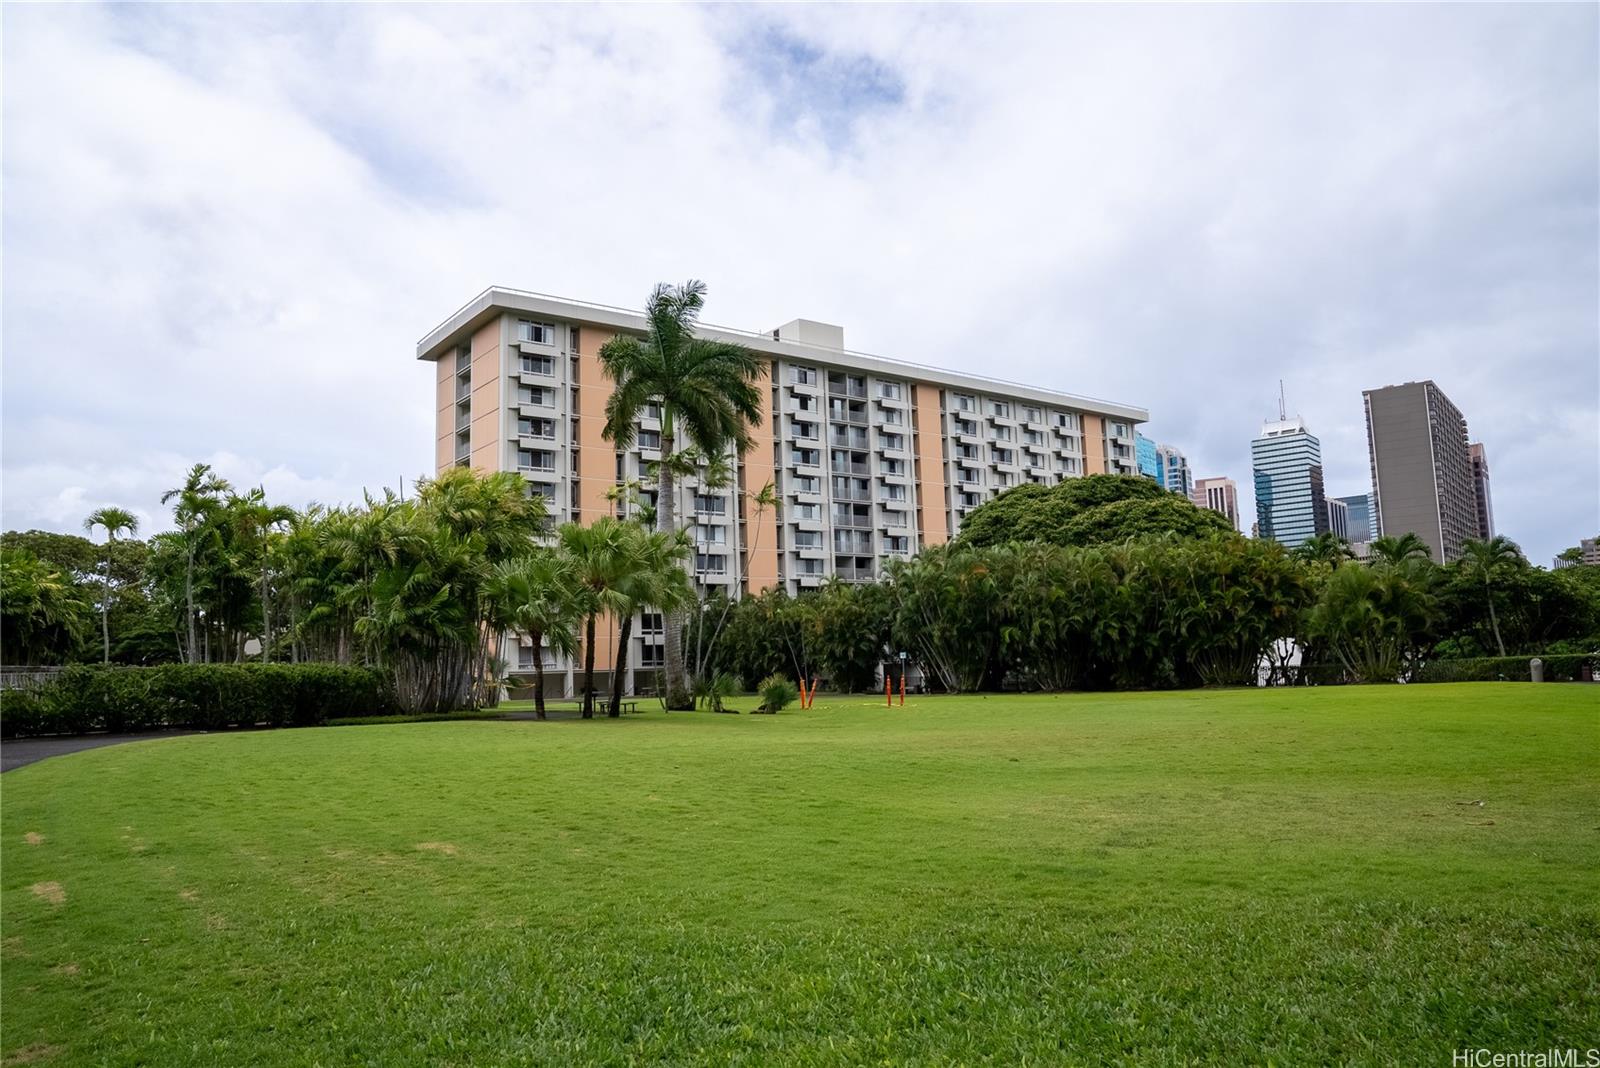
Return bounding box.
[0,688,57,738]
[755,673,799,714]
[1413,654,1597,684]
[0,664,397,737]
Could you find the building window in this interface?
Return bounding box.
[517,449,556,472]
[881,458,906,476]
[792,447,820,467]
[954,394,976,413]
[518,417,556,439]
[793,503,820,520]
[958,466,982,485]
[954,418,978,436]
[794,530,822,549]
[791,474,821,494]
[882,511,909,529]
[880,483,907,501]
[878,382,903,400]
[638,644,665,667]
[791,419,819,440]
[640,612,664,635]
[991,401,1012,419]
[990,425,1013,441]
[696,553,727,575]
[520,354,555,376]
[517,320,556,344]
[879,431,905,451]
[694,494,726,515]
[792,366,818,386]
[796,558,825,575]
[792,393,815,412]
[992,447,1014,464]
[880,408,905,426]
[885,536,911,554]
[518,385,553,406]
[638,429,662,450]
[1023,406,1042,423]
[696,525,727,545]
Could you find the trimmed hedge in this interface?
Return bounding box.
[0,664,397,738]
[1412,654,1597,685]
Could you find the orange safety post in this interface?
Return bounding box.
[899,673,906,707]
[885,674,892,708]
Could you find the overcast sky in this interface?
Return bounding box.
[4,4,1596,563]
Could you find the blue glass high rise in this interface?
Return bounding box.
[1251,418,1328,549]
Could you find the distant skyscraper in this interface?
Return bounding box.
[1191,477,1240,531]
[1363,380,1477,562]
[1135,433,1159,481]
[1334,493,1373,544]
[1469,442,1494,541]
[1326,497,1349,540]
[1155,443,1192,497]
[1252,416,1328,549]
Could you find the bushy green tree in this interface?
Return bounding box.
[956,475,1170,548]
[0,548,93,664]
[1061,495,1237,547]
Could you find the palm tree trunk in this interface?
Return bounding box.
[582,614,597,718]
[101,543,112,665]
[531,628,547,720]
[657,430,692,709]
[185,547,199,664]
[260,567,272,663]
[609,615,635,717]
[1485,577,1506,657]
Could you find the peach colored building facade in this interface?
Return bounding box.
[418,288,1147,696]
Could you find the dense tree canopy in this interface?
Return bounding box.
[956,474,1222,549]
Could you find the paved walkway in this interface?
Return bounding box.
[2,731,200,773]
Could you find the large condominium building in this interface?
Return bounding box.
[1469,442,1495,541]
[418,287,1147,696]
[1251,417,1328,549]
[1363,380,1477,563]
[1190,477,1239,531]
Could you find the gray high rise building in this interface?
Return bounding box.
[1363,380,1477,563]
[1251,417,1328,549]
[1469,442,1494,541]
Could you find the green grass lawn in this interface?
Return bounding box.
[3,684,1596,1065]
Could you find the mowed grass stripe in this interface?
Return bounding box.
[2,684,1596,1065]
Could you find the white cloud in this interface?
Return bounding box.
[2,4,1595,560]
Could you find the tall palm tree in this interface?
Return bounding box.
[598,280,765,709]
[161,464,231,663]
[231,489,295,662]
[558,517,638,718]
[83,506,139,664]
[1369,533,1432,568]
[488,550,581,719]
[1459,535,1523,657]
[607,525,692,717]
